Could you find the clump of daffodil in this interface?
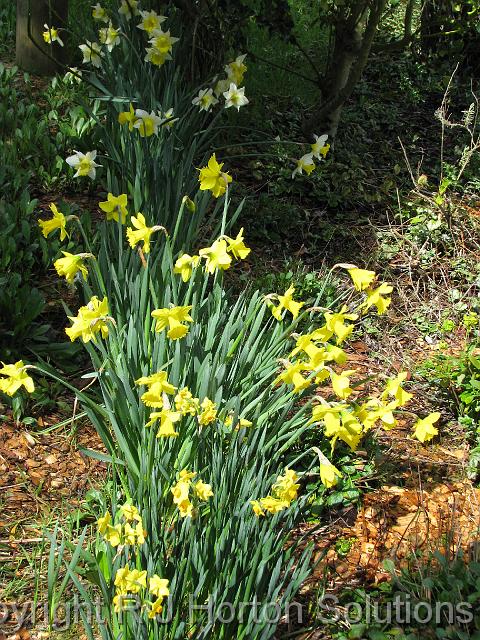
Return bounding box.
[92,3,109,22]
[97,502,146,549]
[251,468,299,517]
[43,24,64,46]
[54,251,92,284]
[134,109,162,137]
[198,154,232,198]
[38,203,68,241]
[99,22,121,51]
[0,361,35,397]
[137,9,166,34]
[151,305,193,340]
[66,150,101,179]
[65,295,111,343]
[192,88,218,112]
[79,41,104,67]
[99,193,128,223]
[223,83,249,111]
[118,0,139,19]
[412,412,440,443]
[171,469,213,519]
[268,285,304,321]
[126,213,164,254]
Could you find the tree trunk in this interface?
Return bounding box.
[16,0,68,75]
[303,0,386,139]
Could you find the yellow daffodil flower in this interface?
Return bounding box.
[225,228,250,259]
[174,253,200,282]
[270,285,304,321]
[118,103,137,131]
[324,306,358,344]
[99,22,121,51]
[362,282,393,315]
[272,469,299,504]
[259,496,289,514]
[135,371,176,393]
[199,239,232,273]
[92,3,109,22]
[65,295,110,343]
[145,46,171,66]
[161,107,178,128]
[198,154,232,198]
[292,153,315,178]
[150,575,170,599]
[146,409,181,437]
[413,412,440,443]
[54,251,90,284]
[134,109,162,137]
[140,383,165,408]
[193,480,213,501]
[0,361,35,396]
[151,305,193,340]
[224,414,253,429]
[381,371,413,407]
[119,503,141,522]
[79,41,104,67]
[198,398,217,426]
[38,203,68,241]
[223,83,249,111]
[43,24,64,46]
[192,88,218,112]
[347,267,376,291]
[137,9,166,34]
[171,476,194,518]
[274,361,310,393]
[66,149,101,179]
[225,54,247,85]
[148,598,165,618]
[251,500,265,517]
[311,134,329,160]
[148,30,179,55]
[126,212,161,253]
[174,387,200,416]
[319,460,342,488]
[104,523,122,547]
[330,369,356,400]
[97,511,111,534]
[99,193,128,223]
